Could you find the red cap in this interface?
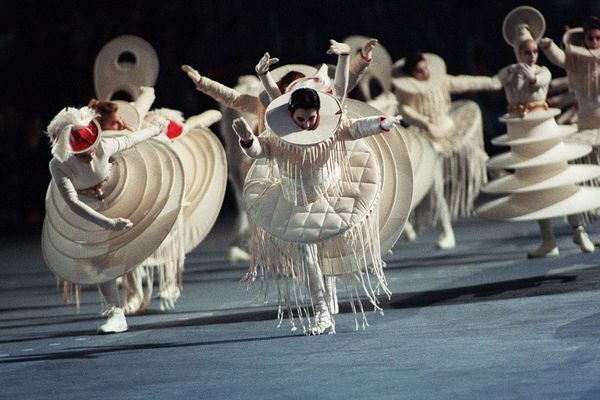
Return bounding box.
[166,120,183,139]
[70,121,99,153]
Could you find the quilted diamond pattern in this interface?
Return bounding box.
[244,140,381,243]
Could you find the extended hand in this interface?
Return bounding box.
[327,39,351,56]
[361,38,378,60]
[255,52,279,75]
[111,217,133,231]
[539,37,552,50]
[181,65,202,84]
[232,117,254,141]
[380,115,403,131]
[518,63,536,83]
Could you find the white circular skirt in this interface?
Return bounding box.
[171,127,228,254]
[42,140,184,285]
[244,138,380,244]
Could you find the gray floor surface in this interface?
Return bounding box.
[2,216,600,399]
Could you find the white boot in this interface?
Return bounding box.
[527,241,559,258]
[308,309,334,335]
[403,221,417,242]
[325,276,339,315]
[98,307,128,334]
[437,231,456,249]
[228,246,251,265]
[124,292,144,315]
[573,226,595,253]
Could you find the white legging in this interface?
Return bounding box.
[301,244,327,312]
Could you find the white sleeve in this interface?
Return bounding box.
[239,136,268,159]
[334,54,350,100]
[258,71,282,103]
[102,126,160,157]
[50,162,114,229]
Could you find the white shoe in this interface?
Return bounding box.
[307,309,334,335]
[159,286,181,311]
[228,246,251,265]
[436,231,456,249]
[573,227,595,253]
[403,222,417,242]
[98,307,128,334]
[124,292,144,315]
[527,242,559,258]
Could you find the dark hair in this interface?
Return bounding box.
[583,16,600,33]
[88,99,118,118]
[402,52,426,76]
[277,71,306,93]
[288,88,320,114]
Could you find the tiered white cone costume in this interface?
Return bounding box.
[477,6,600,256]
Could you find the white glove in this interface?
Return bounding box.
[181,64,202,85]
[110,217,133,231]
[361,38,378,60]
[232,117,254,141]
[380,115,403,131]
[255,52,279,75]
[150,117,169,136]
[506,63,519,74]
[518,63,536,83]
[327,39,351,56]
[539,37,553,50]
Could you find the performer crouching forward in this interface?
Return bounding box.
[233,87,402,335]
[43,105,176,333]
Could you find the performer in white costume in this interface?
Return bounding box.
[44,105,170,333]
[233,65,402,335]
[93,36,227,313]
[393,51,502,249]
[478,6,599,258]
[181,39,378,263]
[540,17,600,172]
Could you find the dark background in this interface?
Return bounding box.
[1,0,597,235]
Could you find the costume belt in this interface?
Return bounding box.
[506,101,548,117]
[77,175,109,200]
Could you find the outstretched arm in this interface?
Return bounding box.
[348,38,377,93]
[448,74,502,93]
[104,122,165,157]
[255,52,281,103]
[327,39,351,100]
[181,65,259,114]
[50,162,132,231]
[539,37,566,69]
[347,115,403,140]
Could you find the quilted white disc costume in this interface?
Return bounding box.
[239,89,410,333]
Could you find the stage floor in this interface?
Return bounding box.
[2,216,600,399]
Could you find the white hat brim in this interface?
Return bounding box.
[477,185,600,221]
[265,90,342,145]
[493,109,577,146]
[483,164,600,193]
[487,142,591,169]
[502,6,545,46]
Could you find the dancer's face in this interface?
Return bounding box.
[101,112,126,131]
[585,28,600,49]
[291,108,319,130]
[518,40,538,65]
[411,60,430,81]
